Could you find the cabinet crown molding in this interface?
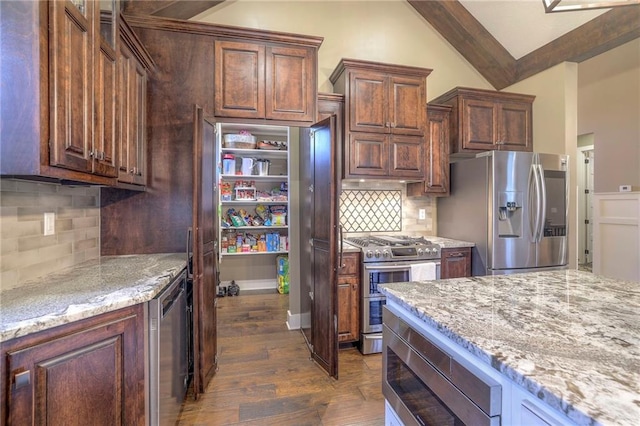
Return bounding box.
[431,86,536,104]
[123,14,323,48]
[329,58,433,84]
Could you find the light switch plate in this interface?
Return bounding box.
[44,212,55,235]
[418,209,426,220]
[619,185,632,192]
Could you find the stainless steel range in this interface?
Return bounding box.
[344,235,441,354]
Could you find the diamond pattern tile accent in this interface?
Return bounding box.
[340,190,402,232]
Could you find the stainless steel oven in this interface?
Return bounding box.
[345,235,443,355]
[383,307,501,426]
[361,260,440,354]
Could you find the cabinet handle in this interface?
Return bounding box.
[13,370,30,390]
[448,252,465,257]
[390,122,396,128]
[385,122,390,128]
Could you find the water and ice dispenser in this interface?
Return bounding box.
[497,192,522,238]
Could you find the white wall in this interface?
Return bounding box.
[578,39,640,193]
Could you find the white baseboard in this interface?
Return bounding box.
[286,310,311,330]
[286,310,300,330]
[219,279,277,291]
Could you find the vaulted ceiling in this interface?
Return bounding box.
[122,0,640,90]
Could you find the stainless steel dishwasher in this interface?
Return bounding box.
[149,269,188,426]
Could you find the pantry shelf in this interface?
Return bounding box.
[221,251,289,257]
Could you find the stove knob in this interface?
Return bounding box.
[417,248,424,256]
[382,250,390,258]
[366,250,374,258]
[432,246,439,255]
[374,250,381,258]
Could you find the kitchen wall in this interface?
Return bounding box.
[193,0,491,97]
[577,39,640,193]
[0,179,100,290]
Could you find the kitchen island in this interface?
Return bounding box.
[379,270,639,426]
[0,253,187,342]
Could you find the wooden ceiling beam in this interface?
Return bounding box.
[516,6,640,83]
[408,0,517,90]
[122,0,224,20]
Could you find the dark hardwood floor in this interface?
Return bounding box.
[178,290,385,425]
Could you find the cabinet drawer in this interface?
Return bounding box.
[339,253,359,275]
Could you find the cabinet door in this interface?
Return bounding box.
[440,247,472,279]
[5,306,144,425]
[214,40,265,119]
[94,43,118,177]
[426,105,450,195]
[389,134,424,179]
[338,252,359,275]
[461,98,498,151]
[347,132,388,177]
[117,42,132,182]
[337,276,359,343]
[192,107,218,395]
[348,71,388,133]
[266,45,315,122]
[49,0,93,173]
[129,61,147,185]
[389,75,425,136]
[498,101,532,152]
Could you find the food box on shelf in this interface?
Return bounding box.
[234,187,256,201]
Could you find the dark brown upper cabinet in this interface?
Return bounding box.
[330,59,432,180]
[431,87,535,157]
[407,104,452,197]
[0,0,122,185]
[50,0,119,178]
[117,17,155,188]
[214,38,320,123]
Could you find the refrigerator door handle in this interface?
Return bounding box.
[536,164,547,243]
[528,163,541,242]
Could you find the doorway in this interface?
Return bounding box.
[577,137,595,272]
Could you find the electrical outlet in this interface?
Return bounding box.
[418,209,426,220]
[44,212,55,236]
[619,185,631,192]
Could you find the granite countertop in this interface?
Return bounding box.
[428,236,475,248]
[379,270,639,426]
[0,253,187,343]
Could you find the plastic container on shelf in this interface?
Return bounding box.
[277,255,289,294]
[222,154,236,175]
[223,133,256,149]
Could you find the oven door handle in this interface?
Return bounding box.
[364,264,412,272]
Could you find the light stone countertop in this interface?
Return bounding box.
[428,236,475,248]
[379,270,639,426]
[0,253,187,343]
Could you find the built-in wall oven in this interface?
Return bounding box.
[383,307,502,425]
[344,235,441,354]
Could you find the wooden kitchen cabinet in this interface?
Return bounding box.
[330,59,432,180]
[117,17,155,188]
[0,0,123,185]
[214,38,320,123]
[50,0,119,178]
[440,247,472,279]
[1,305,145,425]
[337,252,360,344]
[407,104,452,197]
[431,87,535,156]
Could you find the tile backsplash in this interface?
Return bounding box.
[0,179,100,290]
[341,181,435,236]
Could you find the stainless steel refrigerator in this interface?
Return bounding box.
[438,151,569,275]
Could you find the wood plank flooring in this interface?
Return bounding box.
[178,290,385,425]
